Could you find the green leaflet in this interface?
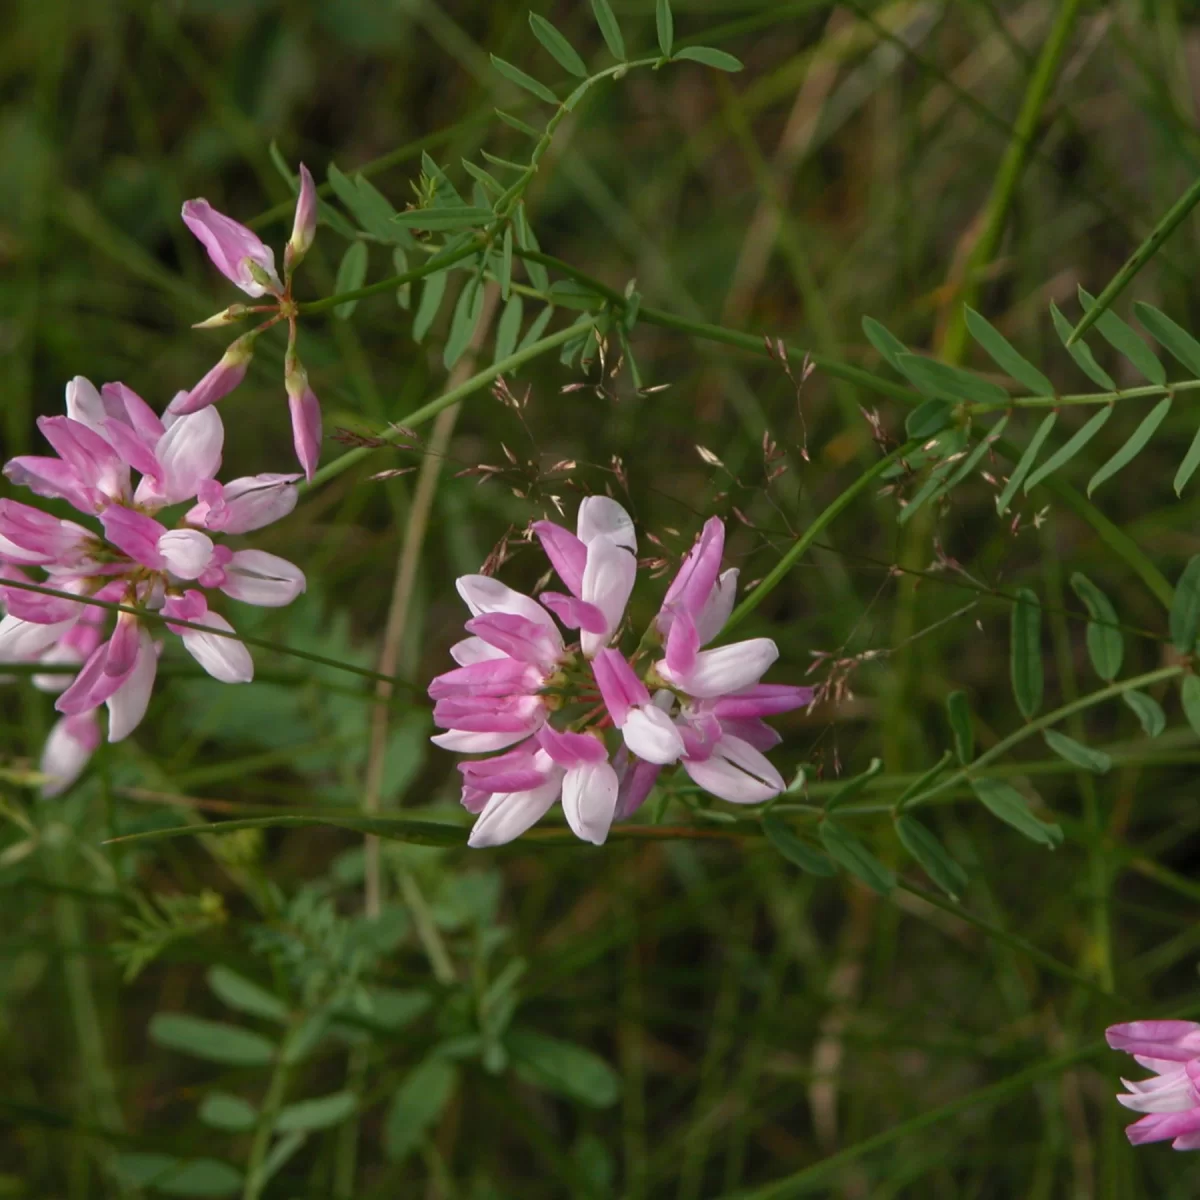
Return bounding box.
[444,278,485,369]
[819,819,895,894]
[1123,690,1166,738]
[1174,425,1200,496]
[333,241,368,319]
[762,813,835,875]
[1169,556,1200,652]
[1135,301,1200,376]
[413,271,448,342]
[1042,729,1111,774]
[490,54,558,105]
[996,412,1057,513]
[148,1014,275,1067]
[655,0,674,56]
[1010,588,1043,719]
[970,778,1062,848]
[862,315,908,372]
[1181,675,1200,737]
[894,353,1010,407]
[964,307,1054,396]
[590,0,626,59]
[528,13,588,77]
[1078,287,1165,384]
[1069,572,1124,681]
[946,692,974,762]
[1023,405,1113,493]
[1050,301,1116,390]
[1087,396,1171,496]
[494,294,524,364]
[674,46,744,71]
[895,815,968,900]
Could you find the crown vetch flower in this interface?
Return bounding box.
[0,377,305,793]
[1107,1021,1200,1149]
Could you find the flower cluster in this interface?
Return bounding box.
[1107,1021,1200,1150]
[178,165,323,480]
[0,377,304,795]
[428,498,812,848]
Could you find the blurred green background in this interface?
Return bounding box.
[5,0,1200,1195]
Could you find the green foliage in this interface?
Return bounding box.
[1010,588,1044,719]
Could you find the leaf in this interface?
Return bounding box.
[494,294,524,364]
[895,815,968,900]
[490,54,558,105]
[107,815,468,850]
[1010,587,1043,719]
[1050,301,1116,390]
[528,13,588,77]
[947,691,974,762]
[116,1155,242,1197]
[894,353,1010,407]
[1181,675,1200,737]
[939,416,1009,493]
[1079,288,1165,384]
[1134,301,1200,376]
[444,278,484,369]
[413,271,448,343]
[825,757,884,811]
[897,448,962,526]
[517,304,555,353]
[656,0,674,56]
[901,417,1011,524]
[1069,572,1124,681]
[392,206,493,231]
[1169,555,1200,652]
[1087,396,1172,495]
[1123,690,1166,738]
[1023,405,1114,493]
[905,399,953,439]
[1175,425,1200,496]
[1043,729,1111,774]
[149,1014,275,1066]
[206,966,288,1023]
[964,307,1054,396]
[674,46,744,71]
[970,779,1062,848]
[461,158,503,199]
[259,1132,305,1186]
[818,819,895,894]
[333,242,368,319]
[761,813,835,875]
[507,1029,620,1107]
[500,224,513,300]
[198,1092,257,1133]
[276,1091,358,1133]
[326,164,410,245]
[384,1058,458,1162]
[996,412,1057,513]
[513,204,548,291]
[862,316,908,372]
[590,0,626,59]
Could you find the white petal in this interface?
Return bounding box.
[467,762,564,847]
[449,636,506,666]
[137,408,224,505]
[180,612,253,683]
[717,734,785,791]
[664,638,779,698]
[561,760,619,845]
[577,496,636,552]
[683,734,783,804]
[106,630,158,742]
[431,728,531,753]
[0,615,76,661]
[456,574,557,633]
[220,550,306,607]
[695,568,739,646]
[579,537,636,658]
[40,715,99,797]
[64,376,108,435]
[158,530,214,580]
[622,705,685,765]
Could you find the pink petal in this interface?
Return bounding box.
[695,567,739,645]
[456,575,557,631]
[100,382,165,447]
[622,704,685,765]
[591,648,650,725]
[536,724,608,767]
[169,355,248,416]
[100,508,167,569]
[3,455,96,513]
[288,385,322,481]
[532,520,586,596]
[158,530,215,580]
[178,610,253,683]
[106,628,158,741]
[40,712,101,798]
[1108,1022,1200,1063]
[0,615,78,661]
[289,163,317,260]
[37,416,129,503]
[182,198,281,297]
[664,609,700,679]
[136,408,224,507]
[712,684,815,719]
[219,549,305,607]
[614,751,662,820]
[188,474,300,534]
[432,728,531,754]
[537,591,608,634]
[465,611,561,669]
[580,536,636,658]
[659,637,779,699]
[467,757,564,848]
[658,516,724,633]
[449,636,505,666]
[576,495,636,552]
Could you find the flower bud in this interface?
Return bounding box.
[285,164,317,275]
[170,333,258,416]
[192,304,251,330]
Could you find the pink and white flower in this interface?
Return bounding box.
[1107,1021,1200,1149]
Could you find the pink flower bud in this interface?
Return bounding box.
[287,164,317,267]
[170,334,256,416]
[182,199,282,298]
[285,359,322,481]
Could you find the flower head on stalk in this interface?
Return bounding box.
[1107,1021,1200,1150]
[428,500,811,847]
[0,376,305,795]
[179,164,324,479]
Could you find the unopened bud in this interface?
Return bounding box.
[192,303,251,330]
[245,259,278,292]
[285,164,317,275]
[170,332,258,416]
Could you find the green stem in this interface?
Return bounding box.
[724,440,920,631]
[907,665,1185,811]
[939,0,1085,362]
[241,1050,291,1200]
[303,315,593,490]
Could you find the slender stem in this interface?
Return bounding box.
[303,315,593,491]
[241,1052,290,1200]
[906,665,1185,811]
[724,439,919,631]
